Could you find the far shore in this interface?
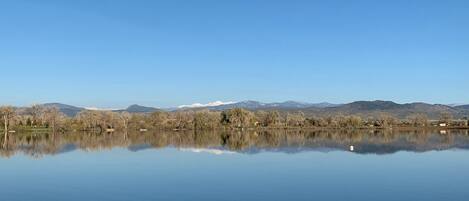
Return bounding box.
[2,106,468,136]
[2,125,469,135]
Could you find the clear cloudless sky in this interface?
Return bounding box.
[1,0,468,108]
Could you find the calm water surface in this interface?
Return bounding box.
[1,130,468,201]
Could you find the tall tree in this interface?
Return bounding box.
[1,106,16,147]
[149,111,169,128]
[29,104,45,126]
[221,108,254,129]
[119,112,132,133]
[286,112,306,127]
[408,114,429,127]
[77,110,101,132]
[44,107,64,134]
[193,110,220,130]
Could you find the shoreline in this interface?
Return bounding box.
[3,126,469,134]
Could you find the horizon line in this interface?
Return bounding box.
[1,99,467,109]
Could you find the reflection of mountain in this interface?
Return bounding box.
[179,148,237,155]
[1,129,469,158]
[127,144,153,152]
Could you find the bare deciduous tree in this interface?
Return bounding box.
[43,107,64,134]
[221,108,255,129]
[119,112,132,132]
[286,112,306,127]
[29,104,45,127]
[193,110,220,130]
[1,106,16,148]
[408,114,429,127]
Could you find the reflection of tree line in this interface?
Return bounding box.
[1,129,469,158]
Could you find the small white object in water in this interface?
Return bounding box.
[350,145,354,152]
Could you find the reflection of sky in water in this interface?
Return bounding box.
[0,148,468,201]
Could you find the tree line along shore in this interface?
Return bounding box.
[1,105,468,135]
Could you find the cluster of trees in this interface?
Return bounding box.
[1,106,469,135]
[1,105,66,133]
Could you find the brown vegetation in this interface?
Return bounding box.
[1,106,469,135]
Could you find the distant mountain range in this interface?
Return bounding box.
[35,100,469,119]
[298,101,469,119]
[188,100,340,110]
[455,105,469,110]
[115,104,160,113]
[42,103,85,117]
[40,101,339,116]
[40,103,160,116]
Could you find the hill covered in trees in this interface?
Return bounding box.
[298,101,469,119]
[455,104,469,110]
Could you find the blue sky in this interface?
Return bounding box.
[1,0,468,108]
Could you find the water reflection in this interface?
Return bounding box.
[1,129,469,158]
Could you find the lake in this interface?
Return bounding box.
[1,129,468,201]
